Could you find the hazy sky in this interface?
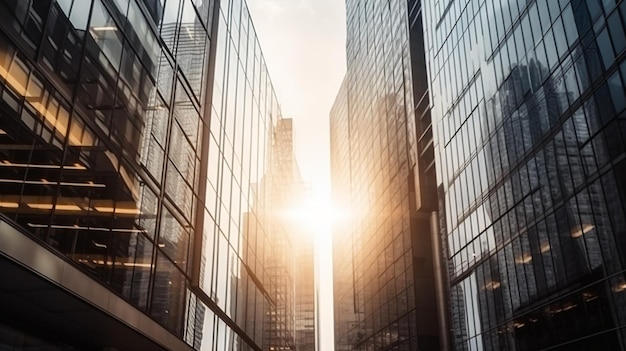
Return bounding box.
[246,0,346,349]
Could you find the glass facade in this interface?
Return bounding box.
[330,78,359,351]
[423,0,626,349]
[0,0,304,350]
[330,0,441,350]
[261,118,299,351]
[294,231,316,351]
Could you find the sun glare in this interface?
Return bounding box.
[280,192,349,237]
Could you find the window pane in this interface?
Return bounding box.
[89,0,123,69]
[151,252,186,336]
[562,5,579,46]
[159,207,191,270]
[553,18,568,58]
[597,28,615,70]
[69,0,92,30]
[607,11,626,54]
[608,71,626,113]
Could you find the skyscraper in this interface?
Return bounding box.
[0,0,306,350]
[330,1,442,350]
[262,118,300,351]
[294,225,316,351]
[423,0,626,349]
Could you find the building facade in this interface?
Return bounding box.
[330,0,441,350]
[423,0,626,349]
[294,228,316,351]
[0,0,303,350]
[262,118,299,351]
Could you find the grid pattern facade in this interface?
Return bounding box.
[331,0,440,350]
[294,232,316,351]
[0,0,297,350]
[423,0,626,349]
[330,78,359,351]
[262,118,299,351]
[197,0,292,349]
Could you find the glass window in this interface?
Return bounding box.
[127,0,159,75]
[192,0,212,28]
[521,14,534,54]
[505,35,516,73]
[177,0,207,99]
[57,0,72,14]
[151,252,186,335]
[583,32,604,81]
[544,29,559,69]
[553,18,568,58]
[537,0,552,34]
[596,83,616,125]
[112,0,129,15]
[607,11,626,54]
[161,0,181,52]
[563,64,581,104]
[126,233,154,310]
[602,168,626,261]
[562,5,579,47]
[534,40,549,78]
[157,50,174,101]
[173,81,200,145]
[608,71,626,113]
[596,28,615,70]
[165,161,194,218]
[574,52,591,93]
[529,4,541,45]
[89,0,123,70]
[215,232,229,311]
[601,0,617,13]
[502,1,512,32]
[158,208,190,270]
[548,0,561,22]
[587,0,603,22]
[69,0,92,31]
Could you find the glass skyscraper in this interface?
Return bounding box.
[330,0,441,350]
[0,0,308,350]
[423,0,626,349]
[294,227,316,351]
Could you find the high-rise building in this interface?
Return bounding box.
[330,0,442,350]
[330,78,359,351]
[0,0,305,350]
[262,118,300,351]
[423,0,626,349]
[294,227,316,351]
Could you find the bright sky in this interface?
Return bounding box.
[245,0,346,350]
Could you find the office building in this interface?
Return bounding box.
[423,0,626,349]
[330,0,442,350]
[0,0,304,350]
[294,229,316,351]
[330,78,359,351]
[262,118,300,351]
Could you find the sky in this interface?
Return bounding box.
[245,0,346,349]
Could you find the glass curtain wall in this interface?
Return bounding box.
[330,78,359,351]
[331,1,440,350]
[0,0,294,350]
[294,229,316,351]
[424,0,626,349]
